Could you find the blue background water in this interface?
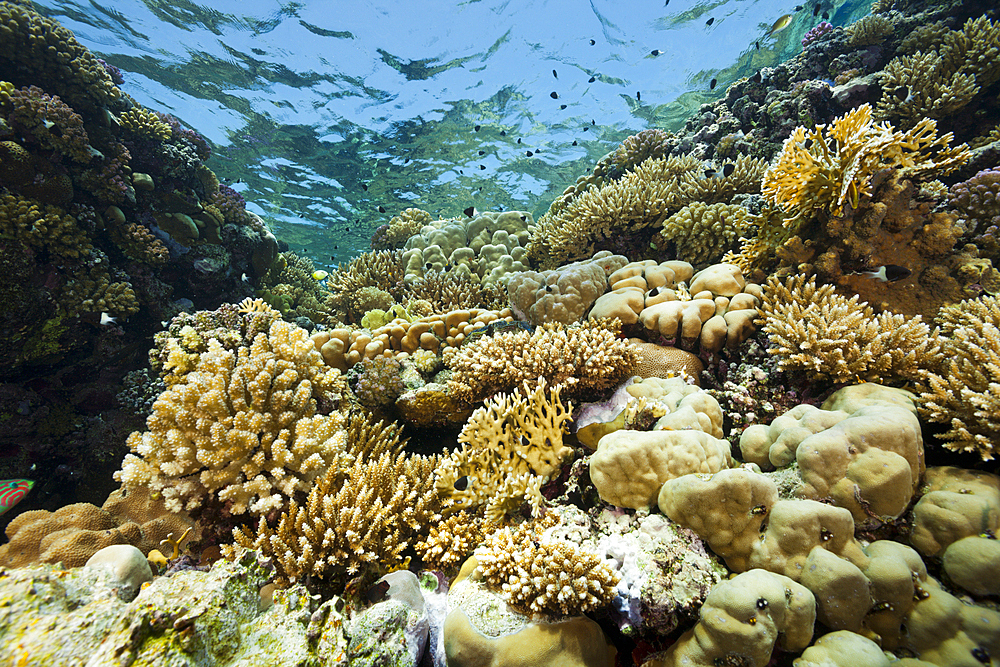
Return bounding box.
[33,0,869,268]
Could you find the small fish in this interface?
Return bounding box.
[591,119,596,125]
[378,205,386,213]
[366,580,391,603]
[311,270,329,281]
[636,91,641,101]
[100,312,117,326]
[463,206,477,217]
[0,479,33,516]
[822,10,829,19]
[860,265,912,283]
[241,273,251,283]
[794,4,803,10]
[710,78,718,90]
[479,164,486,170]
[559,104,567,109]
[847,181,860,208]
[500,130,506,136]
[590,39,596,45]
[722,163,735,177]
[478,150,485,155]
[474,124,481,131]
[583,126,588,131]
[588,76,596,83]
[766,14,793,37]
[651,49,661,56]
[755,41,760,49]
[526,151,533,157]
[361,183,368,191]
[330,255,336,260]
[664,0,669,5]
[552,69,558,78]
[453,475,471,491]
[704,168,717,178]
[706,17,715,26]
[813,3,821,16]
[572,140,578,146]
[751,71,762,83]
[550,91,559,99]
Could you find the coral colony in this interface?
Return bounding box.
[1,0,1000,666]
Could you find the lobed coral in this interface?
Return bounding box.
[474,517,620,616]
[507,251,627,326]
[116,320,349,515]
[757,273,936,383]
[918,295,1000,460]
[445,318,638,404]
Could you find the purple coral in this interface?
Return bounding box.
[949,167,1000,255]
[802,21,833,48]
[97,59,125,85]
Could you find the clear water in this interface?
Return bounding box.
[34,0,872,268]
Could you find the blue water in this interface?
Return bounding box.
[33,0,870,267]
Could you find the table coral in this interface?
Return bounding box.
[918,294,1000,460]
[116,320,349,515]
[445,317,638,403]
[758,273,937,383]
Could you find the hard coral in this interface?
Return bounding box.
[0,84,95,163]
[116,320,349,515]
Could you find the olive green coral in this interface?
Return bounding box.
[0,193,91,259]
[655,202,749,268]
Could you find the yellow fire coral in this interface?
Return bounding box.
[918,295,1000,461]
[445,318,638,404]
[758,274,937,383]
[116,320,349,515]
[435,378,573,524]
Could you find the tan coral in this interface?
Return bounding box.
[116,320,349,515]
[655,202,749,268]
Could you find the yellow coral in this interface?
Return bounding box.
[656,202,749,267]
[434,378,573,523]
[0,193,91,259]
[118,108,173,142]
[116,320,349,515]
[414,510,487,571]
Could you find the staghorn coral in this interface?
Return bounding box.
[0,84,95,163]
[473,516,620,616]
[918,295,1000,461]
[372,207,432,250]
[655,202,749,268]
[116,320,349,515]
[758,273,937,384]
[413,510,487,571]
[0,2,122,112]
[526,155,701,269]
[434,378,573,523]
[876,17,1000,129]
[228,413,440,587]
[445,318,638,403]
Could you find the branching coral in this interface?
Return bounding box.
[474,516,620,616]
[413,510,487,571]
[655,202,749,267]
[116,320,349,515]
[434,378,573,523]
[876,16,1000,129]
[445,318,638,403]
[228,413,440,587]
[117,108,173,142]
[845,15,892,47]
[325,249,405,323]
[402,268,508,313]
[607,128,675,179]
[758,274,937,383]
[0,193,92,259]
[918,295,1000,461]
[372,207,432,250]
[55,262,140,318]
[0,84,95,163]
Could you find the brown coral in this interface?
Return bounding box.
[0,84,95,163]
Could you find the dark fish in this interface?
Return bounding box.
[478,150,485,155]
[722,163,735,177]
[895,86,909,100]
[517,137,522,143]
[366,580,390,603]
[814,3,821,16]
[572,140,578,146]
[664,0,668,5]
[591,119,596,125]
[520,215,527,221]
[526,151,533,156]
[804,138,813,149]
[404,158,409,163]
[822,10,829,19]
[378,205,385,213]
[361,183,368,191]
[334,245,338,249]
[474,124,481,131]
[454,475,471,490]
[588,76,596,83]
[590,39,596,45]
[651,49,661,56]
[479,164,486,170]
[583,126,588,131]
[706,17,715,26]
[331,255,336,260]
[751,71,762,83]
[704,168,716,177]
[636,91,641,101]
[463,206,476,217]
[550,91,559,99]
[500,130,506,136]
[560,104,567,109]
[755,41,760,49]
[794,4,803,10]
[710,78,718,90]
[862,265,912,283]
[553,69,558,78]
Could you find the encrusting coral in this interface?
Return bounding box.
[444,317,639,403]
[758,273,937,384]
[473,515,620,616]
[226,412,440,588]
[918,295,1000,461]
[434,378,574,524]
[116,320,349,515]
